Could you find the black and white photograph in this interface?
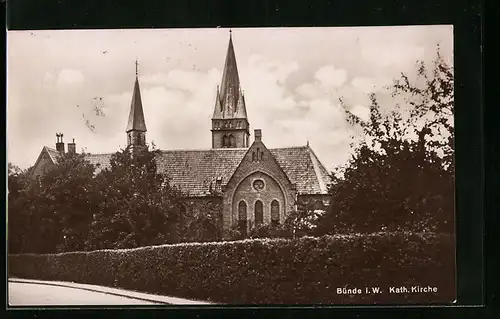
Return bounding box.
[7,26,455,306]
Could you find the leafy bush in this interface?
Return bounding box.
[249,223,290,239]
[9,233,455,304]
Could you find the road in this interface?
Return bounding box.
[9,281,163,306]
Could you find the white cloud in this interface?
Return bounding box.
[314,65,347,89]
[307,99,345,125]
[361,44,426,70]
[295,82,322,99]
[141,68,221,93]
[57,69,84,85]
[350,104,370,122]
[351,77,376,94]
[240,56,300,115]
[351,76,392,94]
[42,72,55,85]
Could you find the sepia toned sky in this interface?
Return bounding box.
[7,26,453,171]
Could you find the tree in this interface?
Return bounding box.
[36,152,98,252]
[8,163,32,253]
[45,152,99,252]
[316,46,454,235]
[8,152,99,253]
[86,145,181,250]
[179,201,223,243]
[283,199,325,238]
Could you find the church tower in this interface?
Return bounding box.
[126,60,147,151]
[211,30,250,148]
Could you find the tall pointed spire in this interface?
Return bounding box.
[211,30,250,149]
[126,59,147,133]
[216,29,247,119]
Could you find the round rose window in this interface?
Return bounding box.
[253,179,265,191]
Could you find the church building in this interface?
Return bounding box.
[30,31,332,235]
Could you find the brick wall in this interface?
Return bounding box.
[212,129,248,148]
[232,171,286,226]
[222,139,296,231]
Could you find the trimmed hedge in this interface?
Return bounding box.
[8,233,455,304]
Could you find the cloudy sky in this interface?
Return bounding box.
[7,26,453,171]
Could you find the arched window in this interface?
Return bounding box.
[229,135,236,147]
[238,201,247,236]
[222,135,228,147]
[271,200,280,225]
[255,200,263,225]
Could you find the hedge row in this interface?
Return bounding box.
[8,232,455,304]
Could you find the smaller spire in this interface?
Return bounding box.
[135,58,139,77]
[126,61,147,132]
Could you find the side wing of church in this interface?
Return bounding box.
[30,31,332,235]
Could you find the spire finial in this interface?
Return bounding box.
[135,58,139,77]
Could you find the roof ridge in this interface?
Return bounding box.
[269,145,308,150]
[160,148,248,152]
[84,152,115,156]
[60,146,313,156]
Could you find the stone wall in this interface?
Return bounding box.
[232,171,286,226]
[222,138,296,230]
[212,129,248,148]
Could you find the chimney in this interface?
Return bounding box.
[55,133,65,153]
[254,129,262,142]
[67,138,76,154]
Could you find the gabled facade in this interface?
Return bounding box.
[30,31,332,236]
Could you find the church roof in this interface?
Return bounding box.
[271,146,331,195]
[63,146,331,197]
[126,77,147,132]
[85,153,114,171]
[39,148,114,171]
